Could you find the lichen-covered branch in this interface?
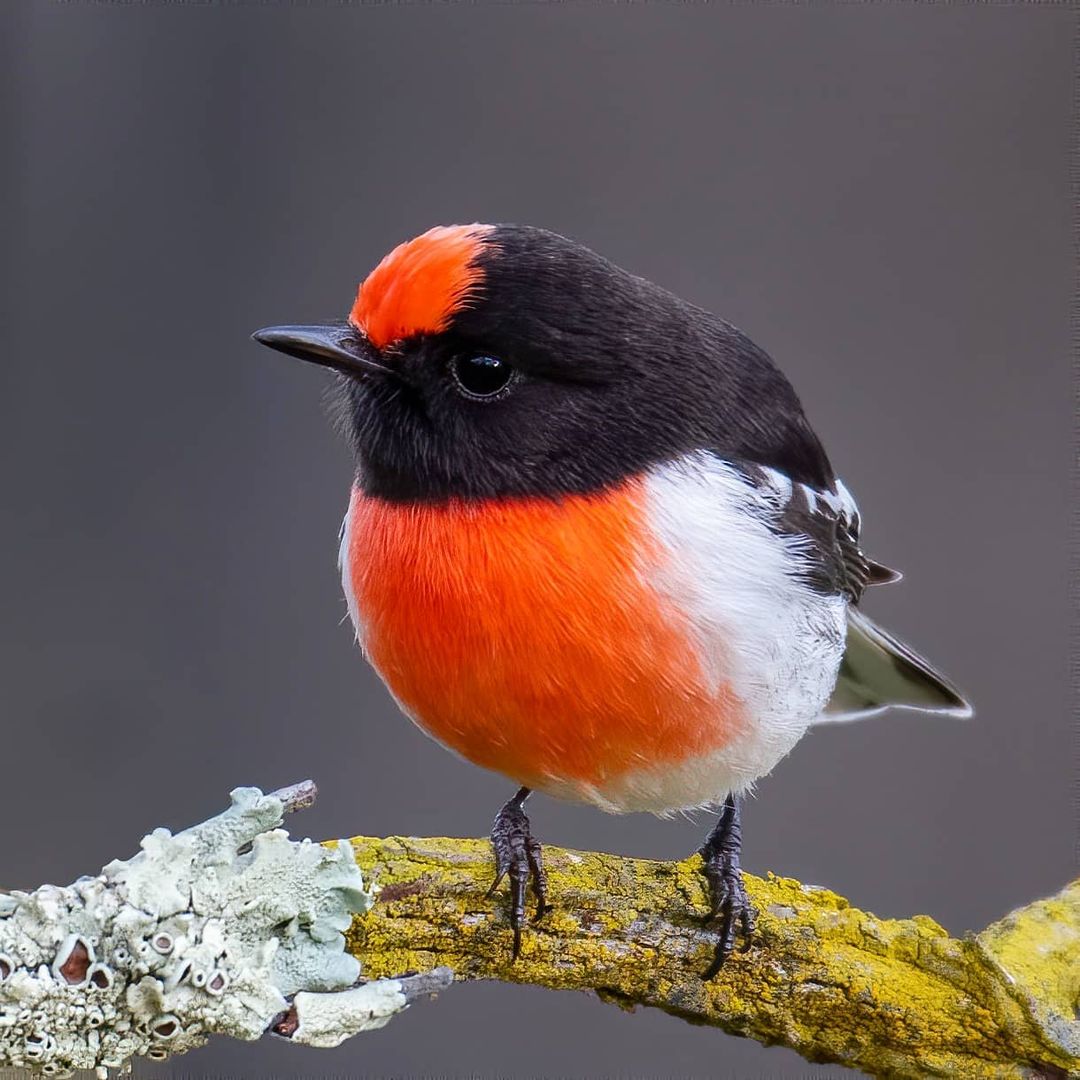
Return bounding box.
[2,787,1074,1079]
[346,836,1080,1079]
[0,785,450,1077]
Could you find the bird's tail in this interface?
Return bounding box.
[817,608,972,723]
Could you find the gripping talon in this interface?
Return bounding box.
[700,793,756,978]
[489,787,548,959]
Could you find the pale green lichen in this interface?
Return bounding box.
[0,786,388,1076]
[290,979,407,1046]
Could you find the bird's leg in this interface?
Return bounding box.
[700,793,756,979]
[487,787,551,960]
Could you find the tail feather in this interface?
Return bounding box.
[866,560,903,586]
[818,608,972,724]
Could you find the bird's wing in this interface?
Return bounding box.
[732,461,898,604]
[728,459,971,720]
[821,607,972,721]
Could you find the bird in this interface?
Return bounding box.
[253,223,971,975]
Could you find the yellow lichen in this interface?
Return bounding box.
[338,835,1079,1079]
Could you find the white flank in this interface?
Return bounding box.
[585,453,848,814]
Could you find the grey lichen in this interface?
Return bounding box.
[0,783,433,1076]
[289,979,410,1047]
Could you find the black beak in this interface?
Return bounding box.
[251,322,392,377]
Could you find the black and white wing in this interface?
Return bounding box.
[736,461,971,720]
[736,463,897,604]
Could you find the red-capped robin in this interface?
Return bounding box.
[254,223,971,974]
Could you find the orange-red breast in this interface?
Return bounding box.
[254,223,970,971]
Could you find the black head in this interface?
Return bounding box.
[253,223,833,502]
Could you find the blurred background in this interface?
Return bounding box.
[2,2,1071,1076]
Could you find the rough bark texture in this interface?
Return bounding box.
[346,835,1080,1080]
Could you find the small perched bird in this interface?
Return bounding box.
[254,223,971,974]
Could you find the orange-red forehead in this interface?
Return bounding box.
[350,224,493,349]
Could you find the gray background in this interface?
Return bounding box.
[2,2,1072,1077]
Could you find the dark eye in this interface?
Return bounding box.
[450,354,515,399]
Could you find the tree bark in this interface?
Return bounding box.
[346,835,1080,1080]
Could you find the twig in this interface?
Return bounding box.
[271,779,320,814]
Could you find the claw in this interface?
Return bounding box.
[700,793,756,979]
[489,787,549,960]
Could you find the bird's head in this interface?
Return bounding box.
[254,223,818,501]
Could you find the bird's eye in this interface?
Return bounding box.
[450,354,515,399]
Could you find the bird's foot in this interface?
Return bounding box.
[700,794,756,979]
[487,787,552,960]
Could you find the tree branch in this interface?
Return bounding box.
[0,785,450,1077]
[2,785,1074,1079]
[346,835,1080,1079]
